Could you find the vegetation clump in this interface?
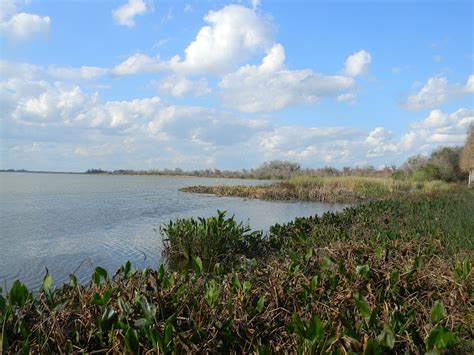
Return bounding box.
[1,191,473,353]
[161,210,266,269]
[181,176,453,203]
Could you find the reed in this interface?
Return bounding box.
[181,176,453,203]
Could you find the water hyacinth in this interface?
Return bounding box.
[1,191,473,353]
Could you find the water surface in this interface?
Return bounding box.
[0,172,349,290]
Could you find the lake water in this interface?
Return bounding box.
[0,172,349,290]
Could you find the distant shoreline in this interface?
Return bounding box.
[0,169,82,175]
[0,170,255,180]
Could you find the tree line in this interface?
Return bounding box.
[85,126,474,186]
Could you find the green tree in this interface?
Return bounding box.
[429,146,464,182]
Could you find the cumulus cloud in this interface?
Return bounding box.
[402,75,473,111]
[111,53,168,76]
[153,75,210,98]
[1,77,266,149]
[410,108,474,143]
[0,0,50,40]
[0,60,108,81]
[47,66,108,81]
[344,50,372,77]
[257,108,473,166]
[112,0,149,27]
[219,44,355,112]
[113,4,273,76]
[177,4,272,74]
[3,79,473,170]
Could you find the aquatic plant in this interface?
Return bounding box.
[161,210,266,269]
[1,192,472,353]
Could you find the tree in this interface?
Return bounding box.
[252,160,301,179]
[429,146,464,182]
[401,154,429,176]
[460,125,474,187]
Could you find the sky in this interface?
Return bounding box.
[0,0,473,172]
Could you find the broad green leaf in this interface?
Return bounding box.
[354,292,371,320]
[232,275,241,291]
[242,281,251,295]
[425,326,456,350]
[364,338,381,355]
[124,328,140,353]
[431,300,445,323]
[42,274,53,294]
[256,295,265,313]
[307,314,324,343]
[194,256,203,276]
[356,264,370,278]
[378,325,395,349]
[8,280,30,307]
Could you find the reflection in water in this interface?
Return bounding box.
[0,173,349,290]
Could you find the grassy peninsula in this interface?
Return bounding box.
[180,176,453,203]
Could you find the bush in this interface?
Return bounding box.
[161,210,266,269]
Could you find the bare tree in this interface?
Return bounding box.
[460,125,474,187]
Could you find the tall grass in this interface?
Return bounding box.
[288,175,452,196]
[181,176,454,203]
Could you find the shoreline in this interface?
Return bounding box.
[2,190,473,353]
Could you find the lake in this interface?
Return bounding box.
[0,172,349,290]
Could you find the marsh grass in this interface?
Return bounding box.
[1,192,472,353]
[181,176,453,203]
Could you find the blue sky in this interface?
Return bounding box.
[0,0,473,171]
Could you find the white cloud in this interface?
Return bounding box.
[10,82,98,125]
[112,53,169,75]
[410,109,448,129]
[0,0,16,20]
[365,127,392,146]
[344,50,372,77]
[250,0,261,10]
[402,75,473,111]
[184,4,193,13]
[177,4,273,74]
[3,78,472,170]
[112,0,149,27]
[74,143,117,157]
[257,108,473,166]
[219,44,355,112]
[411,108,473,139]
[147,106,268,146]
[0,60,108,81]
[466,74,474,92]
[337,93,356,105]
[2,78,266,148]
[112,53,168,75]
[0,0,50,41]
[46,66,108,81]
[153,75,210,98]
[113,4,273,76]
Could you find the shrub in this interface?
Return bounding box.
[161,210,266,269]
